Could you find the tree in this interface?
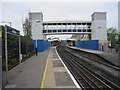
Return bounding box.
[23,18,32,37]
[21,36,33,54]
[22,17,34,55]
[107,27,118,47]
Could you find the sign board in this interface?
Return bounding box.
[6,26,20,35]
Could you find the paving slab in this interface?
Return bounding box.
[43,47,77,88]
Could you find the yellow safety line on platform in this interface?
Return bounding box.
[41,50,51,88]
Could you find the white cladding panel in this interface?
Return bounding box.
[29,13,43,40]
[92,20,107,40]
[31,20,43,39]
[91,12,107,40]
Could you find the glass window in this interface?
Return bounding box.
[58,30,62,32]
[53,30,57,32]
[48,30,52,33]
[87,29,91,32]
[83,29,86,32]
[78,29,81,32]
[68,30,71,32]
[43,30,47,33]
[63,30,67,32]
[73,29,76,32]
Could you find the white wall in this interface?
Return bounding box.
[29,13,44,40]
[91,12,107,40]
[92,20,107,40]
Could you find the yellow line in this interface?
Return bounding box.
[41,50,51,88]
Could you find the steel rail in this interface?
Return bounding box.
[57,46,120,89]
[57,46,111,89]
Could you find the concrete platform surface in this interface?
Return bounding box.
[5,49,50,88]
[4,47,80,89]
[69,46,119,67]
[41,47,78,88]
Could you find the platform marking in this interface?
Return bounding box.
[41,50,51,88]
[55,47,81,89]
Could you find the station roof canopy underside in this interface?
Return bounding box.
[43,20,92,25]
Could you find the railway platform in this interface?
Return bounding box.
[5,49,50,88]
[40,47,78,88]
[68,46,119,67]
[4,47,79,89]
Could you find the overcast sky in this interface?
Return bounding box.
[0,0,119,39]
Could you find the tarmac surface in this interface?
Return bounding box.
[5,47,78,88]
[6,49,50,88]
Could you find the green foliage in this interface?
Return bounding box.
[1,25,34,70]
[22,17,34,56]
[21,35,33,54]
[1,26,6,70]
[23,18,32,37]
[107,27,118,46]
[7,33,19,69]
[61,41,67,46]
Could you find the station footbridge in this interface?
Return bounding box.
[29,12,107,52]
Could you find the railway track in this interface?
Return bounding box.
[56,46,120,89]
[64,46,120,87]
[67,47,120,70]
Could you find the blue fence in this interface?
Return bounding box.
[76,40,99,50]
[33,40,51,52]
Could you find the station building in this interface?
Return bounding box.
[29,12,108,52]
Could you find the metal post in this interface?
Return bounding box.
[5,25,8,84]
[0,27,2,90]
[19,36,21,64]
[35,40,38,56]
[19,36,22,72]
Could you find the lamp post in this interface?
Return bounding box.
[1,21,22,83]
[1,21,12,84]
[5,25,8,84]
